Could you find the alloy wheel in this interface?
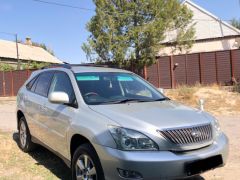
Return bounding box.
[19,121,27,148]
[75,154,97,180]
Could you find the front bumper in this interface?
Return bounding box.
[93,133,229,180]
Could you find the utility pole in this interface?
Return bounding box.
[15,34,21,70]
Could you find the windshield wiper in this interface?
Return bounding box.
[152,97,170,101]
[101,98,151,104]
[100,97,170,104]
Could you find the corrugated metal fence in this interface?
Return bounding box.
[0,49,239,96]
[146,49,240,88]
[0,70,35,96]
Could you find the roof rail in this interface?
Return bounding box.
[41,64,71,69]
[71,63,110,68]
[42,63,120,69]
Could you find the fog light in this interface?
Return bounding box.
[117,168,143,179]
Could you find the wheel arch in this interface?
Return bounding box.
[17,110,25,130]
[70,134,94,159]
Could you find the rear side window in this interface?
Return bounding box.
[26,75,38,91]
[34,72,54,97]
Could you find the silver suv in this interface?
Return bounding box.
[17,64,228,180]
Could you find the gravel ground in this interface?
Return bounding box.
[0,100,17,132]
[0,100,239,179]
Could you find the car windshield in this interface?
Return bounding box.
[75,72,167,105]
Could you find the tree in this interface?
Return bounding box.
[231,18,240,30]
[83,0,195,72]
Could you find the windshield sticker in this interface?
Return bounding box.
[117,76,133,81]
[76,76,99,81]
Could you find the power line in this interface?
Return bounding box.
[32,0,232,22]
[0,31,21,69]
[0,31,16,36]
[32,0,135,16]
[32,0,94,12]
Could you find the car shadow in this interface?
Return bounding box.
[12,132,71,180]
[181,176,205,180]
[12,132,205,180]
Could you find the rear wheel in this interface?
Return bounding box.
[18,117,36,152]
[72,143,104,180]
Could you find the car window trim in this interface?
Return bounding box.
[26,71,54,98]
[50,70,78,108]
[26,75,39,90]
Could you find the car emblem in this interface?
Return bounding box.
[191,130,201,139]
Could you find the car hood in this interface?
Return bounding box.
[89,100,212,131]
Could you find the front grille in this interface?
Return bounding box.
[159,124,213,145]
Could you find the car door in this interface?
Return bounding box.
[25,71,54,142]
[44,71,78,157]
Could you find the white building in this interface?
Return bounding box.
[160,0,240,56]
[0,38,62,66]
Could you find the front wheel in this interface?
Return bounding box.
[72,143,104,180]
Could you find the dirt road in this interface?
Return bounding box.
[0,100,17,132]
[0,100,239,179]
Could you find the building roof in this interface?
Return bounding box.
[164,0,240,42]
[0,39,63,64]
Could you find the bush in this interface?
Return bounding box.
[176,85,197,100]
[0,63,15,71]
[21,62,50,70]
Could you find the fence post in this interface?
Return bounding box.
[215,52,219,84]
[170,55,175,88]
[185,54,188,85]
[2,71,6,96]
[11,71,14,96]
[143,66,147,80]
[27,69,30,78]
[230,50,235,83]
[199,53,202,84]
[156,59,160,88]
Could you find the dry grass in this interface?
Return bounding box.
[0,132,71,180]
[165,84,240,116]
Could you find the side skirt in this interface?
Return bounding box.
[31,136,71,168]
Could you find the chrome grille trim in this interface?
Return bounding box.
[159,124,213,145]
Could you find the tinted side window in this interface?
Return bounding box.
[34,72,54,97]
[49,72,77,105]
[26,75,38,91]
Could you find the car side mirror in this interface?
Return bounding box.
[48,92,69,104]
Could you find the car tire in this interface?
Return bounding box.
[72,143,105,180]
[18,116,36,152]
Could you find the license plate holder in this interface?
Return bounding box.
[185,155,223,176]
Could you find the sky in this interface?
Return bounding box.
[0,0,240,64]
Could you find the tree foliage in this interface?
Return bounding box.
[231,18,240,30]
[83,0,195,70]
[0,63,14,71]
[22,61,50,70]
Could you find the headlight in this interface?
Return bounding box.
[108,126,158,151]
[213,118,221,136]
